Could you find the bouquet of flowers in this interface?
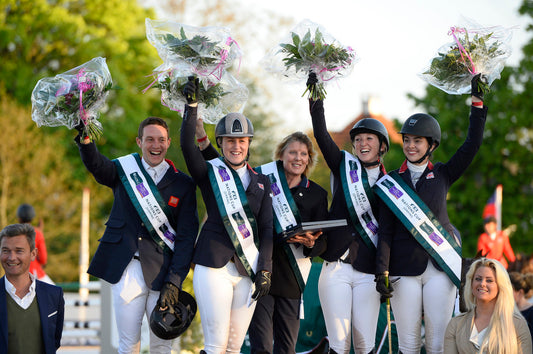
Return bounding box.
[261,19,357,100]
[31,57,112,140]
[145,68,248,124]
[419,18,514,95]
[146,18,242,81]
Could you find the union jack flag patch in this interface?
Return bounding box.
[168,196,179,207]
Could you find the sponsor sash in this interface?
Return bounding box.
[114,153,176,253]
[373,171,462,288]
[256,161,311,293]
[207,157,259,279]
[339,151,379,250]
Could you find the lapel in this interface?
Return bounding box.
[0,277,8,350]
[155,159,179,190]
[35,281,50,347]
[245,164,263,200]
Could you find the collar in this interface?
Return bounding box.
[141,158,169,176]
[292,175,310,189]
[247,162,258,175]
[5,273,37,307]
[399,160,434,173]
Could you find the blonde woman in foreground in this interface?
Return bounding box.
[444,258,532,353]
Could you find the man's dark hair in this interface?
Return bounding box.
[138,117,169,138]
[0,223,36,251]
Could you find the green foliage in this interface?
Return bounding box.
[152,74,228,108]
[160,29,220,68]
[423,30,504,94]
[279,28,355,100]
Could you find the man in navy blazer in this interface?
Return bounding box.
[0,223,64,353]
[76,117,199,353]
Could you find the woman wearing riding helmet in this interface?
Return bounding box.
[248,132,329,354]
[307,73,389,354]
[180,78,273,354]
[373,74,488,354]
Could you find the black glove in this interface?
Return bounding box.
[306,72,318,88]
[74,121,87,139]
[375,273,393,303]
[252,270,271,300]
[183,76,199,105]
[158,282,180,311]
[471,73,486,101]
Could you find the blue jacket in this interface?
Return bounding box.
[376,106,487,276]
[310,99,385,274]
[77,138,199,290]
[0,276,64,353]
[180,105,273,274]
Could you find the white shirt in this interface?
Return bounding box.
[470,323,488,349]
[407,161,428,186]
[5,273,37,309]
[142,158,169,185]
[235,165,250,190]
[365,166,380,187]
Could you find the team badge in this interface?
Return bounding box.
[168,196,179,207]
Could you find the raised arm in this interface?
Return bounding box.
[307,73,343,172]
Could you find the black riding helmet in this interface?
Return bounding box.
[16,203,36,223]
[349,118,390,153]
[400,113,441,163]
[150,290,197,340]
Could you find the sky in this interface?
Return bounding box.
[243,0,530,132]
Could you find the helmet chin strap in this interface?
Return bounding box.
[361,160,380,168]
[410,146,433,165]
[221,148,248,168]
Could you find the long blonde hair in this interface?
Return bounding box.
[464,258,520,353]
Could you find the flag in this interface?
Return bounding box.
[482,184,502,231]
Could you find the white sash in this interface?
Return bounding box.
[207,158,259,276]
[114,153,175,252]
[257,161,300,234]
[374,172,462,287]
[257,161,312,287]
[340,152,379,249]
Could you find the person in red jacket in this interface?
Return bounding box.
[16,204,54,284]
[477,216,516,269]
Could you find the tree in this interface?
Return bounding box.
[406,1,533,258]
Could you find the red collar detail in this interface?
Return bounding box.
[165,159,179,173]
[247,162,259,175]
[399,160,434,173]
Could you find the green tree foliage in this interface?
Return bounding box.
[407,3,533,259]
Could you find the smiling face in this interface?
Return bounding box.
[221,137,250,169]
[352,133,383,165]
[1,234,36,281]
[402,134,433,165]
[281,141,309,179]
[472,265,499,304]
[136,124,171,167]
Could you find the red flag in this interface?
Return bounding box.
[483,184,502,231]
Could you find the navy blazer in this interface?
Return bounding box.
[310,99,384,275]
[269,176,328,299]
[0,277,65,354]
[376,106,487,276]
[77,138,199,290]
[180,105,273,274]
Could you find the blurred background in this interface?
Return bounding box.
[1,0,533,351]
